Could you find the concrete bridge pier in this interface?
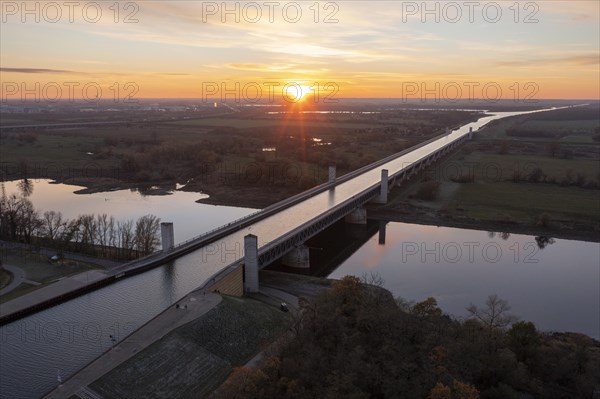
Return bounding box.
[161,223,174,252]
[282,245,310,268]
[371,169,389,204]
[328,166,337,184]
[345,206,367,225]
[244,234,259,293]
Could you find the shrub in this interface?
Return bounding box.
[415,181,441,201]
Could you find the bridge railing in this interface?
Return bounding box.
[170,209,264,250]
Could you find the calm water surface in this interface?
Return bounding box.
[329,222,600,339]
[1,179,256,243]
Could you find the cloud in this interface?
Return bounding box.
[0,68,79,74]
[156,73,192,76]
[496,53,600,68]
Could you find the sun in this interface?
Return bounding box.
[283,84,313,103]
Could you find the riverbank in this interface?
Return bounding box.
[368,203,600,243]
[41,271,329,399]
[43,291,223,399]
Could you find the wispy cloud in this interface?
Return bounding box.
[0,67,79,74]
[496,53,600,68]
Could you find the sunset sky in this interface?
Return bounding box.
[1,1,599,100]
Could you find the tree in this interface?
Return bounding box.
[79,214,97,249]
[42,210,64,242]
[429,380,479,399]
[508,321,540,364]
[466,295,518,330]
[0,194,41,242]
[96,214,115,256]
[17,198,41,243]
[135,214,161,255]
[413,297,442,318]
[117,219,136,259]
[546,141,560,158]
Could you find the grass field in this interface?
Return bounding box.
[393,109,600,233]
[0,248,98,303]
[450,152,600,183]
[90,296,291,399]
[449,181,600,223]
[520,119,599,131]
[0,133,108,166]
[0,269,11,289]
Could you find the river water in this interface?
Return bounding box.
[1,109,598,398]
[329,222,599,340]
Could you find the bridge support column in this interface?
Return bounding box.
[378,221,387,245]
[282,245,310,268]
[371,169,389,204]
[244,234,259,293]
[161,222,174,251]
[345,207,367,225]
[468,126,473,139]
[328,166,336,184]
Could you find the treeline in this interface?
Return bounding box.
[213,276,600,399]
[512,167,599,189]
[0,193,161,260]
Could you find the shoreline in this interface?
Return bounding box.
[5,174,599,240]
[367,207,600,243]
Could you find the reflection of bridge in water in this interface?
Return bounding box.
[265,219,384,278]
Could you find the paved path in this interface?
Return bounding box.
[0,270,108,318]
[0,264,26,296]
[43,291,222,399]
[0,241,124,269]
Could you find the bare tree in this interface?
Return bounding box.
[96,214,115,256]
[0,195,41,243]
[17,198,41,243]
[135,214,161,255]
[466,294,518,329]
[79,214,97,249]
[0,194,23,239]
[42,210,64,242]
[117,219,136,259]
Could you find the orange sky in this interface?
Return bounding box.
[1,1,598,100]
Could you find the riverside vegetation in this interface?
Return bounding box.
[213,276,600,399]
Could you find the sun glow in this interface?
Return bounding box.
[283,84,314,103]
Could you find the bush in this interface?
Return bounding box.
[527,167,544,183]
[535,213,551,227]
[451,173,475,183]
[415,181,441,201]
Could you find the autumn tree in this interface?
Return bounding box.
[429,380,479,399]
